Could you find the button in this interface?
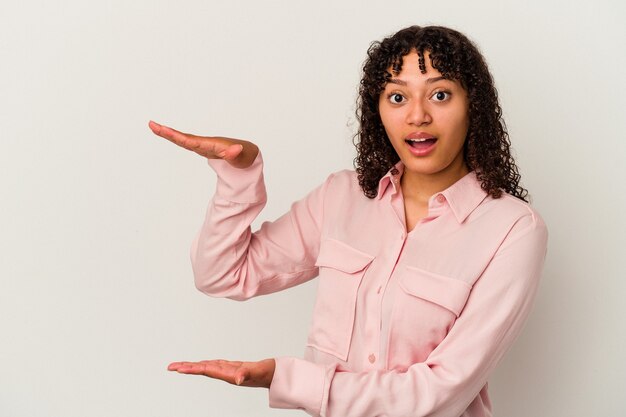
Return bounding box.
[368,354,376,363]
[436,194,446,203]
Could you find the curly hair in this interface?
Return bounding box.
[354,25,528,202]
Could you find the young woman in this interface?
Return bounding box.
[149,25,548,417]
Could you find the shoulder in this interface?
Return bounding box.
[481,193,548,247]
[311,169,375,213]
[322,169,363,195]
[498,193,546,227]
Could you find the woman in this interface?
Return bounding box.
[149,25,548,417]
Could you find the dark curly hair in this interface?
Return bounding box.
[354,25,528,202]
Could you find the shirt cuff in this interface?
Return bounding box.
[207,151,266,203]
[268,357,329,415]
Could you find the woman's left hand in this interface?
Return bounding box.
[167,358,276,388]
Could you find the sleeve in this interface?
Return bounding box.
[190,151,330,300]
[268,210,549,417]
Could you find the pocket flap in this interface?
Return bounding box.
[315,238,374,273]
[399,267,471,317]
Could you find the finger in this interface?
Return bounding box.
[167,359,253,386]
[149,121,202,150]
[149,120,239,160]
[176,361,237,381]
[174,362,212,375]
[167,362,189,371]
[179,362,211,374]
[148,120,162,134]
[167,361,197,371]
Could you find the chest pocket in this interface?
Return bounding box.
[399,266,472,318]
[386,266,473,366]
[307,238,374,361]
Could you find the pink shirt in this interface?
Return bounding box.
[191,153,548,417]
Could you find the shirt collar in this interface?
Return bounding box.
[438,171,488,223]
[376,160,404,199]
[376,162,488,223]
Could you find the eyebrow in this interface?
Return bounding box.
[426,76,448,84]
[387,76,449,86]
[387,78,407,86]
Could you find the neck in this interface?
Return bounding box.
[401,162,470,205]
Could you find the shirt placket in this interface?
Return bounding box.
[377,181,448,368]
[357,177,404,370]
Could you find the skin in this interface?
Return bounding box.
[378,51,470,230]
[149,52,470,387]
[166,359,276,388]
[148,121,259,169]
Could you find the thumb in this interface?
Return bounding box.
[234,369,249,386]
[221,144,244,162]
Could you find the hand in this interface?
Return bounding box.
[148,120,259,169]
[167,358,276,388]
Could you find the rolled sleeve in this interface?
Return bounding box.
[191,152,332,300]
[207,152,266,204]
[269,357,333,415]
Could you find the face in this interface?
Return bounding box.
[378,50,470,183]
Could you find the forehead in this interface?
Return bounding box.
[385,50,463,88]
[384,54,447,86]
[391,51,438,75]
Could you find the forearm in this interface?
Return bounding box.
[190,152,268,298]
[191,152,329,300]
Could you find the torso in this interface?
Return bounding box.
[403,198,429,231]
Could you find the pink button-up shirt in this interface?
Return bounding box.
[191,152,548,417]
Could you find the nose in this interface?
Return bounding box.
[405,100,432,126]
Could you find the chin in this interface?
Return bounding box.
[401,160,446,176]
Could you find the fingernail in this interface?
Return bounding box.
[235,376,244,385]
[149,120,161,132]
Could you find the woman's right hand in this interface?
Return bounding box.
[148,120,259,169]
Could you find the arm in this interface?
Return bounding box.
[148,120,328,300]
[269,211,548,416]
[191,154,328,300]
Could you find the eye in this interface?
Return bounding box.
[431,90,451,102]
[388,93,406,104]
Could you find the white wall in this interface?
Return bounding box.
[1,0,624,416]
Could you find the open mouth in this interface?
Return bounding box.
[405,138,437,149]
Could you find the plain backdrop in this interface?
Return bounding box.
[1,0,625,416]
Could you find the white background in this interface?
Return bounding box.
[1,0,625,416]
